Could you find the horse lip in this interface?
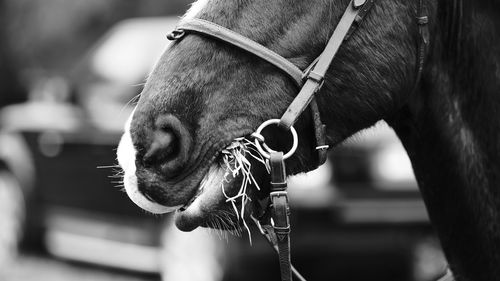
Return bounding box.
[123,173,182,214]
[174,142,242,231]
[173,129,258,231]
[174,161,225,231]
[179,180,205,211]
[133,137,233,219]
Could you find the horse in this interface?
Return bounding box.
[117,0,500,280]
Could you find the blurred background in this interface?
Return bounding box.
[0,1,447,280]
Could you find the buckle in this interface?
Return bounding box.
[270,191,288,198]
[307,70,325,93]
[307,70,324,83]
[417,16,429,25]
[316,145,330,151]
[273,225,291,235]
[271,181,287,190]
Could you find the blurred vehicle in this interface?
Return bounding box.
[0,153,27,277]
[0,17,181,275]
[0,17,446,281]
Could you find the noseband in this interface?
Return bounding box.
[168,0,434,280]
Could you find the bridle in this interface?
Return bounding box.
[167,0,442,280]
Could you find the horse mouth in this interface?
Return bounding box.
[174,138,268,232]
[118,119,268,232]
[174,163,227,231]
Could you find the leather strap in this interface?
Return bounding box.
[346,0,376,39]
[257,223,307,281]
[310,99,328,165]
[279,0,368,130]
[168,17,332,168]
[270,151,288,191]
[269,152,292,281]
[171,18,304,87]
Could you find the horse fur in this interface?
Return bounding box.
[389,1,500,280]
[118,0,500,280]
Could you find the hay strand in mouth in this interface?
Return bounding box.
[221,137,269,244]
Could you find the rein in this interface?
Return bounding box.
[167,0,439,280]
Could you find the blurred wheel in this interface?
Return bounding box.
[0,171,25,276]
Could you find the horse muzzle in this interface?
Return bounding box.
[117,110,184,214]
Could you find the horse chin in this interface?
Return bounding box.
[174,164,233,232]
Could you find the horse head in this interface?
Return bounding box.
[117,0,424,232]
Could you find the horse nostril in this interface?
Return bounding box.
[144,129,179,165]
[142,114,192,176]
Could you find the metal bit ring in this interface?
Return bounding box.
[253,119,298,160]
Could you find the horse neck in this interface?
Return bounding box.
[389,1,500,280]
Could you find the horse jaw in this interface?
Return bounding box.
[117,109,180,214]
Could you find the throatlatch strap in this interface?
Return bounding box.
[309,99,328,165]
[269,152,292,281]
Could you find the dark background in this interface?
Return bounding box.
[0,0,191,107]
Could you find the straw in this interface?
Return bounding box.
[220,137,269,243]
